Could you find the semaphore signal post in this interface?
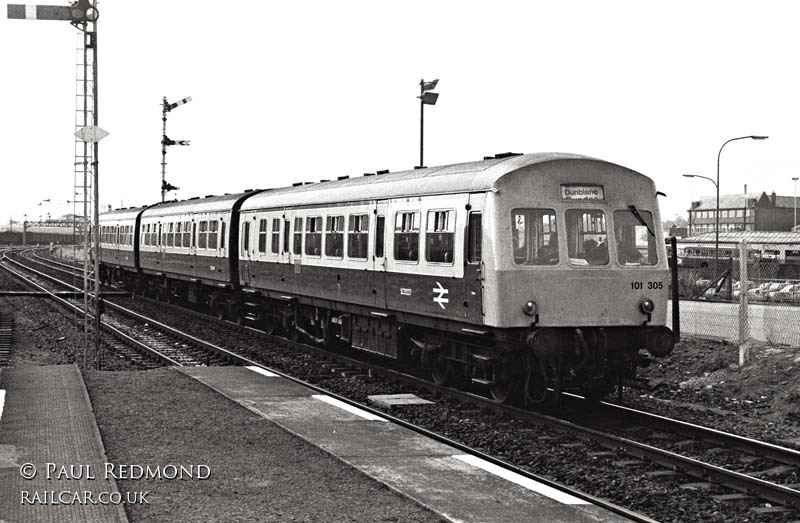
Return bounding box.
[7,0,105,367]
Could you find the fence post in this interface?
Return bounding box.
[670,237,680,340]
[738,240,750,364]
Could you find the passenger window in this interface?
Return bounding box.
[258,219,268,254]
[613,209,657,265]
[426,210,454,264]
[293,217,303,255]
[305,216,322,256]
[208,220,219,250]
[175,222,182,248]
[220,221,226,250]
[167,223,175,247]
[512,209,559,266]
[375,215,385,258]
[198,221,208,249]
[394,211,419,262]
[242,221,250,254]
[192,223,197,248]
[348,214,369,259]
[467,212,482,263]
[271,218,281,254]
[325,216,344,258]
[183,221,191,247]
[565,209,608,266]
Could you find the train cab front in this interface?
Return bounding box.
[488,159,676,400]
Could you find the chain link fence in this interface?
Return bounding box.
[669,239,800,348]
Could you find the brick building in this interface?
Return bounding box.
[687,191,799,236]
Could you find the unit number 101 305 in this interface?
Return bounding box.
[631,281,663,290]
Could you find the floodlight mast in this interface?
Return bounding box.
[161,96,192,201]
[418,79,439,168]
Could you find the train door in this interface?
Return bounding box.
[464,193,485,325]
[371,201,388,308]
[157,222,164,268]
[240,218,252,286]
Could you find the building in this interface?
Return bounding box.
[687,191,800,236]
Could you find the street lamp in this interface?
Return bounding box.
[418,78,439,168]
[793,176,799,231]
[683,172,718,231]
[711,135,769,280]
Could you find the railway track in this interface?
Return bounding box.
[109,294,800,518]
[0,254,232,368]
[14,250,800,519]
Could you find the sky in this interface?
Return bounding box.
[1,1,798,225]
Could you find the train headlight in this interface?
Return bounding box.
[639,298,655,314]
[523,300,538,316]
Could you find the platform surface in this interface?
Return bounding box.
[0,365,128,523]
[182,365,633,523]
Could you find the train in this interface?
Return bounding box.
[99,152,675,402]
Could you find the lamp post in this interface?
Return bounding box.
[418,79,439,168]
[683,174,717,237]
[793,176,799,230]
[711,135,768,280]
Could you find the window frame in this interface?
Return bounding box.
[394,210,420,263]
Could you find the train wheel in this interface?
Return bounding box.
[490,366,515,403]
[430,355,451,385]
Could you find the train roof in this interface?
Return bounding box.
[141,191,263,218]
[240,152,640,211]
[98,206,148,222]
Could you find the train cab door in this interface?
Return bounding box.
[464,194,484,324]
[371,201,388,308]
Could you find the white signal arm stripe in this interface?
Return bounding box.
[26,4,36,19]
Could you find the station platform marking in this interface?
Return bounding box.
[182,366,632,523]
[452,454,587,505]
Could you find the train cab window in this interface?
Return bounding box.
[242,221,250,254]
[426,210,454,264]
[565,209,608,266]
[394,211,420,262]
[271,218,281,254]
[348,214,369,259]
[305,216,322,256]
[183,221,191,247]
[512,209,559,265]
[283,220,290,254]
[467,212,482,263]
[293,217,303,255]
[325,216,344,258]
[198,221,208,249]
[208,220,219,250]
[613,210,657,265]
[258,219,268,254]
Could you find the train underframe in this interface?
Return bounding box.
[102,265,674,404]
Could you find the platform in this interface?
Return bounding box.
[0,365,128,523]
[182,365,633,523]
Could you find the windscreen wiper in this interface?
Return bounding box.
[628,205,655,237]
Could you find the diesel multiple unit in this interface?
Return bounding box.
[99,153,675,402]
